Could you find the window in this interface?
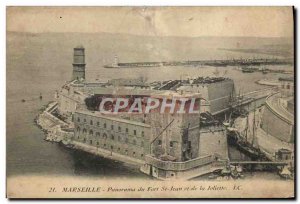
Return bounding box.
[170,141,174,148]
[90,120,93,125]
[133,130,136,135]
[104,123,106,128]
[103,133,107,139]
[77,117,80,122]
[89,130,93,135]
[104,144,106,147]
[111,145,113,150]
[97,122,100,126]
[133,152,136,156]
[83,138,86,143]
[118,147,120,151]
[133,139,136,145]
[83,129,87,134]
[111,125,114,130]
[84,118,86,122]
[97,141,99,146]
[118,126,121,132]
[111,135,114,140]
[90,140,92,145]
[76,127,80,132]
[126,128,128,133]
[96,132,100,137]
[158,140,162,145]
[287,84,290,89]
[141,131,144,137]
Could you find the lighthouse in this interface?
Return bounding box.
[72,45,86,81]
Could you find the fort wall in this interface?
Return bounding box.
[198,128,228,159]
[261,105,294,143]
[74,111,151,161]
[207,80,235,114]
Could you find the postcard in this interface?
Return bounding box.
[6,6,294,198]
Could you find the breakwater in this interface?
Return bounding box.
[104,58,293,68]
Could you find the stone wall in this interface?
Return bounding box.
[198,128,228,159]
[207,80,235,114]
[147,113,184,161]
[261,105,293,143]
[287,99,294,114]
[187,127,200,159]
[57,86,87,116]
[74,111,151,161]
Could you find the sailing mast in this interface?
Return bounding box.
[245,113,249,142]
[252,103,256,147]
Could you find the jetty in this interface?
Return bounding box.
[104,58,293,68]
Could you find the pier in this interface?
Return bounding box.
[104,58,293,68]
[230,161,289,166]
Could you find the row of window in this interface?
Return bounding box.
[80,138,144,158]
[76,117,144,136]
[76,133,144,147]
[156,140,176,148]
[282,84,292,89]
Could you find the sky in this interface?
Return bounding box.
[7,7,294,38]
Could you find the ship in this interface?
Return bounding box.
[261,67,269,74]
[226,105,264,160]
[241,67,255,73]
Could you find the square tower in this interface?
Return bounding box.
[72,46,86,81]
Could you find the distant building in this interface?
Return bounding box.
[279,77,294,97]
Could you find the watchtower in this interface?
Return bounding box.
[72,46,86,80]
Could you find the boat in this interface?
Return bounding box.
[221,165,231,176]
[230,165,244,179]
[278,165,293,179]
[242,67,254,73]
[261,67,269,74]
[229,104,265,159]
